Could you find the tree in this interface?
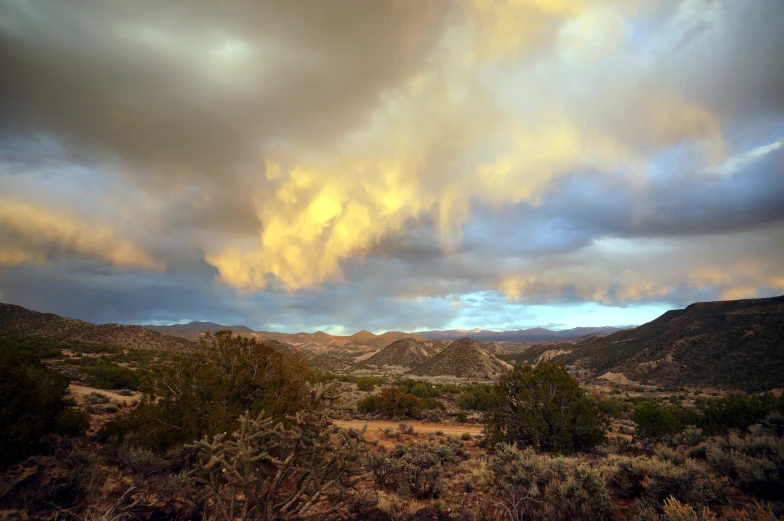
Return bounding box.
[357,387,422,418]
[633,401,699,439]
[108,331,315,449]
[0,341,89,467]
[484,363,607,452]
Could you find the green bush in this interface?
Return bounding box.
[484,363,607,452]
[456,383,497,411]
[633,401,700,439]
[55,407,91,436]
[357,387,422,419]
[598,398,630,418]
[0,343,89,467]
[85,364,141,390]
[327,374,387,391]
[696,393,784,435]
[100,331,315,450]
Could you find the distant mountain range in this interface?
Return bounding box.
[144,322,623,346]
[416,326,627,342]
[3,295,783,389]
[144,323,424,350]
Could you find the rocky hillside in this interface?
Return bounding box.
[145,321,256,341]
[363,338,447,368]
[143,321,424,352]
[408,337,511,379]
[545,295,784,391]
[0,303,194,352]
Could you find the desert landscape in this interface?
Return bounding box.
[2,1,783,520]
[2,296,784,520]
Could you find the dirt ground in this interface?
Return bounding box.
[69,383,138,404]
[332,419,483,436]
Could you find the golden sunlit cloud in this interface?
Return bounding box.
[0,199,162,270]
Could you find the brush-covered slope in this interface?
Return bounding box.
[550,295,784,391]
[145,321,256,341]
[408,337,511,379]
[364,338,446,368]
[0,303,194,352]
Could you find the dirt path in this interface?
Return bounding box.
[332,419,483,436]
[69,383,138,404]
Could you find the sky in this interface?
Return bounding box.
[0,0,783,334]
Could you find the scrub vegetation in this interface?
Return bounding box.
[1,328,783,521]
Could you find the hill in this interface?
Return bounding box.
[145,321,256,341]
[364,338,447,368]
[408,337,511,379]
[417,326,626,342]
[543,295,784,391]
[0,303,194,352]
[142,321,424,352]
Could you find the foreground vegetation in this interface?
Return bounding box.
[1,332,783,521]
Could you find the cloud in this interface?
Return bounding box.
[0,0,782,330]
[0,198,162,270]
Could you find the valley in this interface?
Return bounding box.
[1,296,783,521]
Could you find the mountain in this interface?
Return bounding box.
[0,303,194,352]
[408,337,511,379]
[364,338,447,368]
[145,321,256,342]
[142,321,424,351]
[537,296,784,391]
[416,326,626,342]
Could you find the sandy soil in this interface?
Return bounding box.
[598,371,633,384]
[69,383,138,403]
[332,419,483,436]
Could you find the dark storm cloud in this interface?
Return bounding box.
[0,0,451,176]
[0,0,783,330]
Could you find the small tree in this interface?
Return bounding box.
[484,363,607,452]
[357,387,422,419]
[0,342,89,467]
[107,330,315,449]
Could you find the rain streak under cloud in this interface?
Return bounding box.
[0,0,783,333]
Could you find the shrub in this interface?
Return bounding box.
[357,394,384,415]
[190,391,364,521]
[610,456,727,508]
[357,387,422,419]
[633,402,700,439]
[366,442,467,499]
[598,398,630,419]
[85,364,140,390]
[456,383,497,411]
[118,444,170,475]
[0,343,89,467]
[101,331,315,450]
[633,497,778,521]
[705,433,784,499]
[681,426,703,447]
[488,444,614,521]
[399,422,415,435]
[461,432,472,441]
[485,363,608,452]
[55,407,91,436]
[697,393,784,436]
[83,392,111,405]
